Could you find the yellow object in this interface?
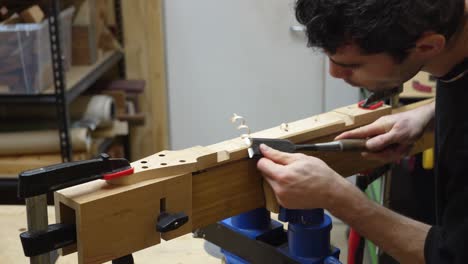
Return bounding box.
[422,148,434,170]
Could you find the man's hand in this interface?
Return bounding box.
[256,135,430,264]
[336,102,435,162]
[256,144,344,209]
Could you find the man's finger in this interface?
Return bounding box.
[335,123,387,140]
[362,151,393,162]
[365,130,399,151]
[260,144,299,165]
[362,144,411,162]
[257,157,286,180]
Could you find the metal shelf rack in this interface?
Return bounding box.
[0,0,126,162]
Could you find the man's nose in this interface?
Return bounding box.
[329,61,352,79]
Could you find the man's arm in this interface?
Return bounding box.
[330,179,431,264]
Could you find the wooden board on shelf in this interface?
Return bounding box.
[0,152,90,178]
[42,51,119,94]
[72,25,98,65]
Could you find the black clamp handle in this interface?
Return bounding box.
[18,153,132,198]
[156,212,189,233]
[20,224,76,257]
[18,154,134,262]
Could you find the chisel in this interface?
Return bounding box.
[248,138,368,159]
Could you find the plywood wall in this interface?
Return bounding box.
[121,0,169,159]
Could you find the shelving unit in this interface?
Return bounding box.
[0,0,126,205]
[0,0,125,162]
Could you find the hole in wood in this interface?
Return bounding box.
[160,197,166,212]
[159,154,165,157]
[179,160,186,163]
[161,163,167,166]
[141,161,147,164]
[142,166,148,169]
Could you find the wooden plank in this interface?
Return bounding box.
[54,100,433,263]
[191,159,265,229]
[122,0,169,159]
[0,152,90,177]
[71,25,98,65]
[393,98,434,114]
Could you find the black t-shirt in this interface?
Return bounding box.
[425,59,468,263]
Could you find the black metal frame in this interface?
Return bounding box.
[196,223,301,264]
[112,0,131,161]
[49,0,71,162]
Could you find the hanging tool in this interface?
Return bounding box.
[247,138,368,159]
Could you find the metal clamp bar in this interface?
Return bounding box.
[25,195,52,264]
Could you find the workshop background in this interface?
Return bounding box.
[0,0,436,263]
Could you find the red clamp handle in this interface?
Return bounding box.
[103,167,135,180]
[358,100,384,110]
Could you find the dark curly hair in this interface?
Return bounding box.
[296,0,465,62]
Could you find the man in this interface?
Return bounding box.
[256,0,468,263]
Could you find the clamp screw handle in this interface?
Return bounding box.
[156,212,189,233]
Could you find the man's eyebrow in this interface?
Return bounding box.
[329,57,362,68]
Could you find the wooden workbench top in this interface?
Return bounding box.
[0,205,220,264]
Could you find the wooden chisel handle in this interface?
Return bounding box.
[338,139,368,151]
[296,139,368,152]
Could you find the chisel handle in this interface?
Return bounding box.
[338,139,368,151]
[295,139,368,152]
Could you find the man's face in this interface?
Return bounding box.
[327,44,423,92]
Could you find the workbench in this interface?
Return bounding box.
[0,206,349,263]
[0,206,219,263]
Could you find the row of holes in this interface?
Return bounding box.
[140,155,187,169]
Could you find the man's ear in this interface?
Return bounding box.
[414,33,446,56]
